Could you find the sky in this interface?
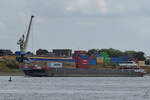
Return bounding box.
[0,0,150,55]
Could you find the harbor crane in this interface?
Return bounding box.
[16,15,34,62]
[17,15,34,53]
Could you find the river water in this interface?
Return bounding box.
[0,76,150,100]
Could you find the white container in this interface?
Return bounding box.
[119,61,138,67]
[47,62,62,68]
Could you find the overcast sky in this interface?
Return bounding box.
[1,0,150,55]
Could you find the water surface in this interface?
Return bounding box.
[0,76,150,100]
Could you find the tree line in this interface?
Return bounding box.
[35,48,146,61]
[87,48,145,61]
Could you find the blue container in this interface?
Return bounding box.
[15,51,25,55]
[111,56,130,65]
[89,59,96,65]
[80,56,88,59]
[111,57,120,65]
[79,54,89,59]
[30,58,75,62]
[119,56,130,61]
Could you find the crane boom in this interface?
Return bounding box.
[24,15,34,52]
[17,15,34,52]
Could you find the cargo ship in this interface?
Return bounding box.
[20,50,146,77]
[20,58,146,77]
[20,63,145,77]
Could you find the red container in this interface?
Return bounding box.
[74,50,89,68]
[131,58,138,63]
[76,64,89,68]
[73,54,82,60]
[89,56,96,60]
[78,59,89,63]
[76,59,89,65]
[75,56,81,59]
[72,54,75,59]
[74,50,86,55]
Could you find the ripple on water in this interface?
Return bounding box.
[0,76,150,100]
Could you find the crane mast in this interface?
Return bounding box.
[17,15,34,52]
[24,15,34,52]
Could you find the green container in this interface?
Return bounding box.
[100,52,110,65]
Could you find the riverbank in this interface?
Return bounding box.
[0,61,24,76]
[0,70,24,76]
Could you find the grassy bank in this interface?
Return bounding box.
[0,56,24,76]
[0,63,24,76]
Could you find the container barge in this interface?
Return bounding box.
[20,64,145,77]
[20,51,145,77]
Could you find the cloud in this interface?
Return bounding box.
[1,0,150,55]
[66,0,89,13]
[0,21,6,30]
[66,0,108,15]
[98,0,107,14]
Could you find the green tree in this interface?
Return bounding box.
[87,48,146,61]
[99,48,123,57]
[135,52,145,61]
[124,51,137,57]
[87,49,99,56]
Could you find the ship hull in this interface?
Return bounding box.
[23,68,144,77]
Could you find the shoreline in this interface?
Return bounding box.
[0,71,24,76]
[0,71,149,77]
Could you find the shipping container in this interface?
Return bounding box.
[15,51,25,55]
[72,54,75,59]
[138,61,145,66]
[30,58,75,62]
[96,58,104,64]
[78,59,89,63]
[76,64,89,68]
[119,56,130,61]
[103,57,111,65]
[111,57,120,65]
[47,62,62,68]
[130,58,138,63]
[89,59,96,65]
[74,50,86,55]
[89,56,96,60]
[79,54,88,59]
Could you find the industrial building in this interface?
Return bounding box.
[0,49,13,56]
[53,49,72,57]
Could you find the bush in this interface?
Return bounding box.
[5,62,19,69]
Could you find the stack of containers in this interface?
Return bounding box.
[88,56,96,66]
[111,56,130,65]
[110,57,121,65]
[96,57,104,64]
[138,61,145,66]
[119,56,130,62]
[130,58,138,63]
[94,53,104,65]
[73,50,89,68]
[100,52,111,65]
